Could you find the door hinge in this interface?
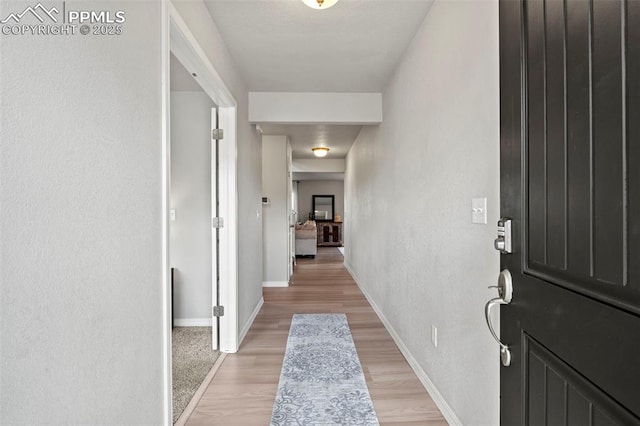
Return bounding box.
[212,217,224,228]
[213,306,224,317]
[212,129,224,140]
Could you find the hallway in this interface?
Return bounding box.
[185,247,447,425]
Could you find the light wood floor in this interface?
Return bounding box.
[185,247,447,425]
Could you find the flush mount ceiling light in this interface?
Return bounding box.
[301,0,340,10]
[312,147,330,157]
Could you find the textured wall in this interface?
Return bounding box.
[170,91,215,323]
[172,0,264,334]
[344,1,500,424]
[297,180,344,222]
[0,1,165,423]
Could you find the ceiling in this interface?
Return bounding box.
[200,0,433,161]
[259,124,361,159]
[203,0,434,92]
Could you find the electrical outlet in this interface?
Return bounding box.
[431,325,438,347]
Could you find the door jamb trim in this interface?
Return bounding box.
[163,2,240,423]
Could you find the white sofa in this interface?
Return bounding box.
[295,221,317,258]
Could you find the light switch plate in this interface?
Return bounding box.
[472,198,487,224]
[170,209,176,222]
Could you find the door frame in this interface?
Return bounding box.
[162,2,239,423]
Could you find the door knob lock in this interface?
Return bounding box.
[485,270,513,366]
[494,218,512,254]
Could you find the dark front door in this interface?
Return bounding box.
[499,0,640,424]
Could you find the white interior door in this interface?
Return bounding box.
[211,107,219,350]
[216,107,238,354]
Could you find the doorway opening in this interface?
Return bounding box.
[164,3,239,423]
[169,51,220,423]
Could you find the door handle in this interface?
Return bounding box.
[485,269,513,367]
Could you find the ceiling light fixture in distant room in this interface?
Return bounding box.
[301,0,339,10]
[312,147,330,157]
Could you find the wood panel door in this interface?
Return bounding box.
[499,0,640,423]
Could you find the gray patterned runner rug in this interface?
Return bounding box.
[270,313,379,426]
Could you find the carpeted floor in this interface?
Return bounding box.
[172,327,220,423]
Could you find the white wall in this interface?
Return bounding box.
[292,180,299,214]
[292,159,345,173]
[171,0,263,335]
[344,1,500,424]
[249,92,383,124]
[262,135,291,285]
[0,1,165,423]
[297,180,344,222]
[170,91,215,324]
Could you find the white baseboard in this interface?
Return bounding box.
[344,262,462,426]
[173,318,212,327]
[262,281,289,288]
[239,297,264,346]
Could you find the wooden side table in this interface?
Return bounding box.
[317,222,343,247]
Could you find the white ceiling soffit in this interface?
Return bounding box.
[293,172,345,181]
[259,123,361,159]
[170,52,205,92]
[203,0,435,92]
[249,92,382,124]
[293,158,345,172]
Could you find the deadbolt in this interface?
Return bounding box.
[494,218,513,254]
